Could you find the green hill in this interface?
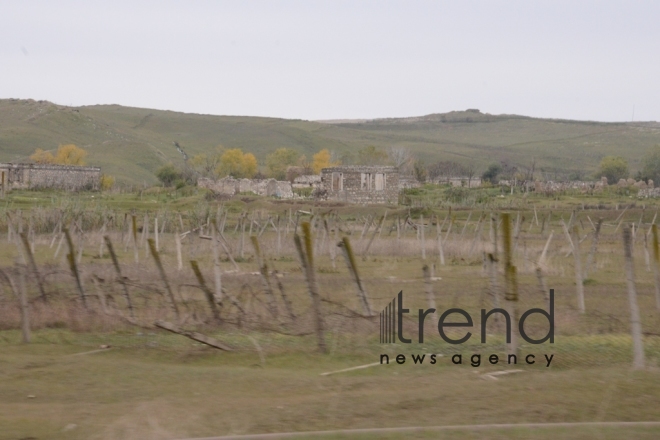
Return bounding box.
[1,99,659,185]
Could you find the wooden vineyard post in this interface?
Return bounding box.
[211,221,223,304]
[501,213,519,357]
[190,260,222,323]
[175,230,183,271]
[19,232,47,302]
[571,225,585,313]
[363,214,385,259]
[131,215,139,264]
[584,218,603,278]
[250,235,278,318]
[64,228,87,309]
[294,222,327,353]
[148,238,180,321]
[651,225,660,311]
[622,227,645,369]
[420,214,426,260]
[437,213,447,265]
[338,236,373,316]
[104,235,135,319]
[18,263,30,343]
[422,264,436,310]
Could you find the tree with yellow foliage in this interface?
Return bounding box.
[215,148,258,178]
[312,149,339,174]
[30,144,87,166]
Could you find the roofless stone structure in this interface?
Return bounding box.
[320,166,399,204]
[0,163,101,191]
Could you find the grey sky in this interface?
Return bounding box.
[2,1,659,122]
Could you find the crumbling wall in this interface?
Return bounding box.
[532,180,606,194]
[198,177,293,199]
[398,176,421,190]
[0,163,101,191]
[292,175,321,189]
[430,176,482,187]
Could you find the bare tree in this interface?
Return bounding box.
[387,146,414,173]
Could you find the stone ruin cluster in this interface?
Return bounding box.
[532,178,608,194]
[530,177,656,196]
[616,178,654,190]
[197,177,294,199]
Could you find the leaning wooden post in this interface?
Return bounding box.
[19,232,47,302]
[338,236,373,316]
[571,225,585,313]
[501,213,519,357]
[294,222,327,353]
[104,235,135,318]
[622,226,645,369]
[64,228,87,309]
[422,264,436,310]
[651,225,660,311]
[148,238,180,321]
[250,235,278,318]
[190,260,222,323]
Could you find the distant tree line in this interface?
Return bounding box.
[148,142,660,189]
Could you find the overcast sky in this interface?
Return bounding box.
[2,1,659,122]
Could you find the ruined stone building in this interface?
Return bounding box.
[320,166,399,204]
[0,163,101,191]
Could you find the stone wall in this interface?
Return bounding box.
[198,177,293,199]
[0,163,101,191]
[430,176,482,187]
[398,176,421,190]
[320,166,399,204]
[639,188,660,198]
[531,180,606,194]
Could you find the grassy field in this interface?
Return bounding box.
[1,188,660,438]
[2,99,660,185]
[1,340,660,440]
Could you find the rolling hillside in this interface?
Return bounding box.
[1,99,659,185]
